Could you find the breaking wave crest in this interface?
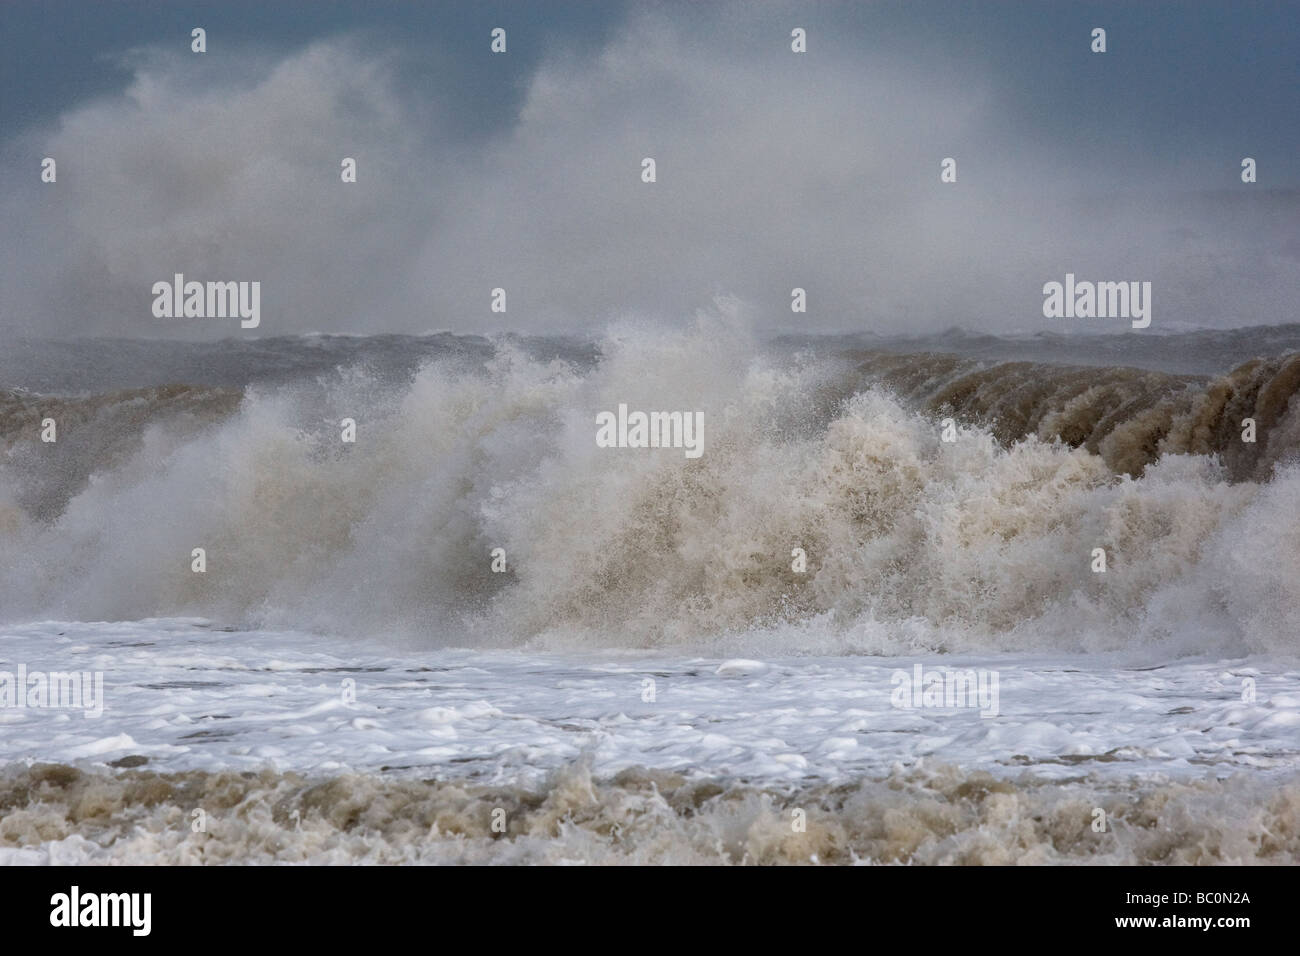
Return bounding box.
[2,761,1297,865]
[0,384,241,521]
[851,348,1300,480]
[1,321,1298,654]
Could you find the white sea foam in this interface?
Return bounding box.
[1,319,1297,656]
[1,618,1297,865]
[1,619,1296,783]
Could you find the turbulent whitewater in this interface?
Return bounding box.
[2,321,1299,864]
[1,321,1299,653]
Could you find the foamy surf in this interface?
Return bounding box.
[3,619,1297,780]
[3,761,1298,865]
[2,323,1299,865]
[0,322,1298,654]
[1,617,1298,864]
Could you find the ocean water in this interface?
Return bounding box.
[2,320,1299,864]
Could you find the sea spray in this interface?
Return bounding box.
[0,325,1296,655]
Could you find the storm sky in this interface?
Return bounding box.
[2,0,1297,339]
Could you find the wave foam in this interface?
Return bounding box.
[3,762,1296,865]
[1,322,1297,654]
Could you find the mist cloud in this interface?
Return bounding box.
[3,6,1295,340]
